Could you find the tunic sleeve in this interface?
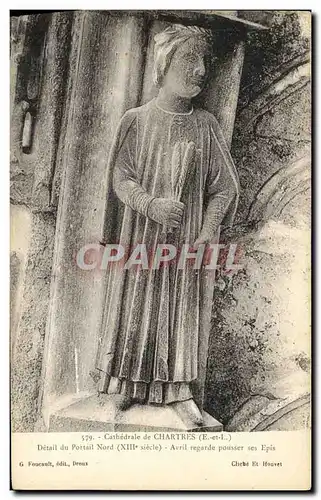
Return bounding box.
[112,111,155,217]
[201,118,240,234]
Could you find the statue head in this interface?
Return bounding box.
[153,24,212,99]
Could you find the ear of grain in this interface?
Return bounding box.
[171,142,181,199]
[177,141,196,200]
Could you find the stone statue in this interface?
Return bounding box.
[96,24,240,427]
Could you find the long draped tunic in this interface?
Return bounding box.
[96,98,239,404]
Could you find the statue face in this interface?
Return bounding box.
[163,37,209,98]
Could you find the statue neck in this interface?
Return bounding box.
[156,88,193,115]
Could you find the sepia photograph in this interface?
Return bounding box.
[10,8,311,490]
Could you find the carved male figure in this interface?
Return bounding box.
[96,24,239,426]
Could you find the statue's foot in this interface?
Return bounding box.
[114,394,133,411]
[172,399,203,427]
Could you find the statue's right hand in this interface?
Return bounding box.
[148,198,185,228]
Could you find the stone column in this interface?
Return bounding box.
[11,12,73,431]
[41,12,148,424]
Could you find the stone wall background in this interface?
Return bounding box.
[204,11,311,430]
[10,12,72,431]
[10,11,311,432]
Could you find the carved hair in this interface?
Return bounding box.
[153,24,212,86]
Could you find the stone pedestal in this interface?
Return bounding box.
[48,395,223,433]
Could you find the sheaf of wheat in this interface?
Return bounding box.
[175,141,196,200]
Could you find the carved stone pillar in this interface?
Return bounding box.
[10,12,73,431]
[40,11,148,426]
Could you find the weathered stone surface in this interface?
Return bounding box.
[262,399,310,431]
[249,155,311,227]
[41,11,246,423]
[238,11,310,108]
[205,195,311,427]
[31,12,73,211]
[10,13,73,211]
[10,14,49,207]
[11,212,56,431]
[10,205,32,353]
[41,12,149,414]
[48,395,223,432]
[10,11,311,433]
[232,80,311,223]
[205,219,310,426]
[10,252,21,340]
[226,393,310,431]
[199,39,245,147]
[205,10,311,425]
[203,13,311,431]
